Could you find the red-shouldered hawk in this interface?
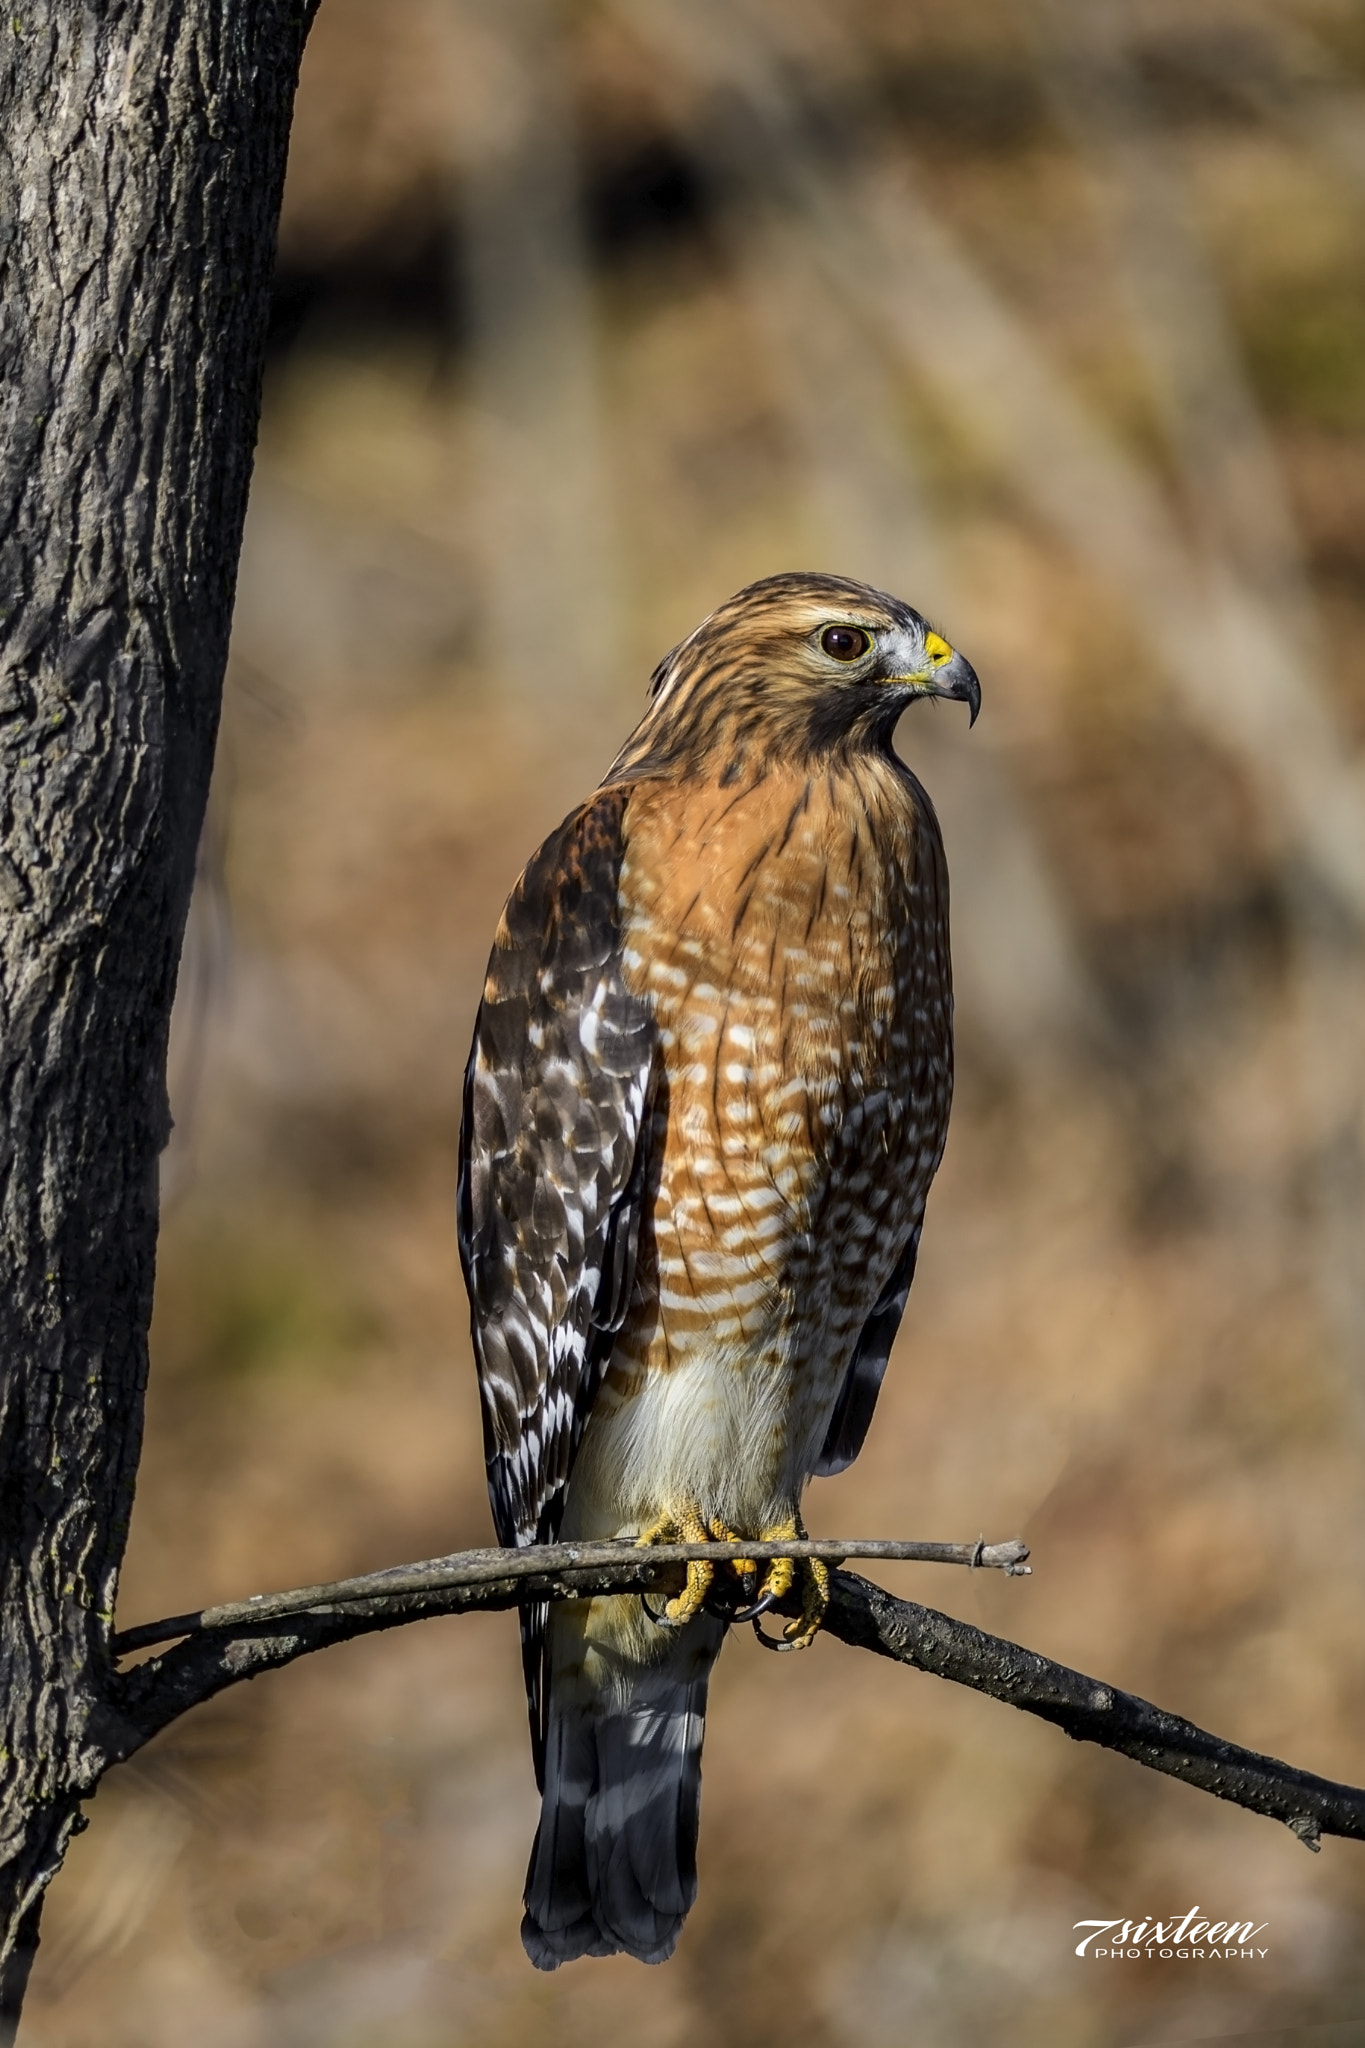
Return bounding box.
[457,572,979,1969]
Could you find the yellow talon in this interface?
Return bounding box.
[636,1507,756,1625]
[749,1516,830,1649]
[782,1553,830,1649]
[633,1507,830,1638]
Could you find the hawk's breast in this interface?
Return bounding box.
[559,756,952,1531]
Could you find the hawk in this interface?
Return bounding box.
[457,572,979,1968]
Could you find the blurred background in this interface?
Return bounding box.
[25,0,1365,2041]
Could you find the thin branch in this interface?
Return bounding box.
[109,1535,1031,1655]
[104,1537,1029,1763]
[101,1548,1365,1857]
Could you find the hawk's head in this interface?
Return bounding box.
[616,572,979,781]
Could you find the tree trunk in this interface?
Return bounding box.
[0,3,316,2030]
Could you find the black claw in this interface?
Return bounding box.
[640,1593,677,1629]
[752,1615,798,1652]
[730,1587,781,1625]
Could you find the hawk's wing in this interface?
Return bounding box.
[458,786,656,1546]
[457,787,656,1774]
[813,1226,921,1477]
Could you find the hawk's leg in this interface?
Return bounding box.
[636,1507,757,1626]
[748,1513,830,1651]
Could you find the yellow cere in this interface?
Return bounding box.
[923,631,954,666]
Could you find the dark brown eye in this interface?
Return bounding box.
[820,625,871,662]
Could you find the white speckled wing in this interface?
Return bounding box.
[457,787,656,1773]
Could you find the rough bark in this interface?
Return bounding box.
[0,3,317,2028]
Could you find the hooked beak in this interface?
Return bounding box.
[890,632,981,727]
[923,646,981,727]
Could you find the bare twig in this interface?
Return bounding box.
[111,1534,1032,1655]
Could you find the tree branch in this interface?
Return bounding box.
[824,1574,1365,1851]
[110,1534,1032,1654]
[102,1536,1029,1757]
[102,1545,1365,1855]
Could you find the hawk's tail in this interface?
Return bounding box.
[521,1607,724,1969]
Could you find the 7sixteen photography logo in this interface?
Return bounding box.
[1074,1910,1268,1960]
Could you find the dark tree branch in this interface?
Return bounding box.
[824,1574,1363,1851]
[103,1548,1365,1853]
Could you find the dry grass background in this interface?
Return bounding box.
[22,1,1365,2042]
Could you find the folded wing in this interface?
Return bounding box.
[813,1226,921,1477]
[457,787,656,1770]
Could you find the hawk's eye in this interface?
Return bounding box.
[820,625,871,662]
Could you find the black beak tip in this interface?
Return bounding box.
[957,660,982,728]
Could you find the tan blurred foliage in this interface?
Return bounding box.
[24,0,1365,2042]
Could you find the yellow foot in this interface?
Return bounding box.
[748,1514,830,1650]
[636,1507,756,1626]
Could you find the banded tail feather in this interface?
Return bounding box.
[522,1606,724,1969]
